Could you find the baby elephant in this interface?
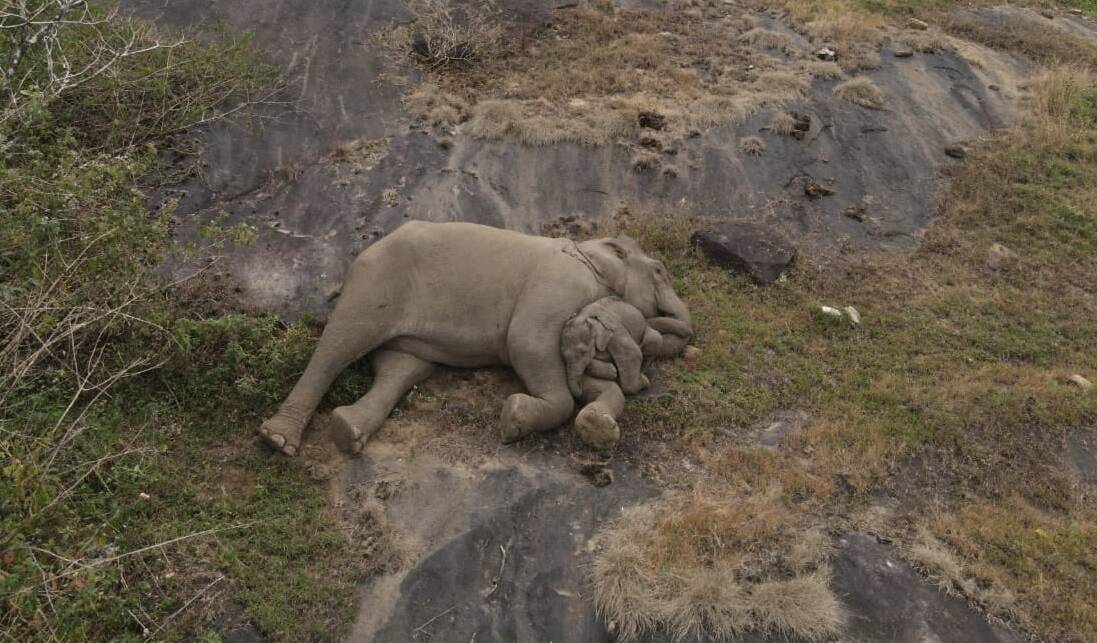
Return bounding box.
[561,296,684,448]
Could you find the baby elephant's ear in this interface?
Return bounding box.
[561,317,596,398]
[591,318,614,353]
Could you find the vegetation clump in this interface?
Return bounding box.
[0,6,376,641]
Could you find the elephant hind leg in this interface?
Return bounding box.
[331,349,435,455]
[574,376,625,449]
[259,317,391,456]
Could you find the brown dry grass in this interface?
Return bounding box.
[591,487,842,641]
[739,135,766,156]
[834,75,885,108]
[391,4,819,146]
[768,110,798,135]
[944,9,1097,68]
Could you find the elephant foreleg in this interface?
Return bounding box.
[501,330,575,443]
[331,349,435,455]
[574,376,625,449]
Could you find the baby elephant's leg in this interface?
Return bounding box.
[331,349,435,454]
[574,376,626,449]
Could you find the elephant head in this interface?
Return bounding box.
[577,236,693,355]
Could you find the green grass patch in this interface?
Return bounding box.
[618,70,1097,639]
[0,8,375,642]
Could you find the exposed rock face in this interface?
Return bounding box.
[118,0,1028,318]
[346,448,653,643]
[692,221,797,284]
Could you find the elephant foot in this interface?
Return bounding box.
[574,404,621,450]
[258,413,304,457]
[331,405,374,455]
[500,392,573,443]
[500,394,532,443]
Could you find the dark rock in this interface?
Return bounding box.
[410,31,430,59]
[350,451,653,642]
[845,205,867,222]
[692,221,796,285]
[988,83,1000,91]
[638,136,661,150]
[578,463,613,487]
[789,112,812,140]
[945,145,967,159]
[894,48,914,58]
[637,110,666,130]
[830,532,1022,643]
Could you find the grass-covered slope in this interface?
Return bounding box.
[595,67,1097,642]
[0,8,378,641]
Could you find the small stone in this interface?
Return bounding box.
[1068,8,1083,16]
[988,84,1000,91]
[907,18,929,30]
[1040,9,1054,19]
[985,242,1017,270]
[1067,374,1093,390]
[944,145,967,159]
[804,179,835,198]
[683,345,702,368]
[815,46,837,61]
[893,48,914,58]
[845,205,867,222]
[844,306,861,325]
[692,221,797,285]
[820,306,843,318]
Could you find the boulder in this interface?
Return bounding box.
[692,222,796,284]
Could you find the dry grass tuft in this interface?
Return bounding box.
[749,570,844,639]
[945,10,1097,68]
[404,83,468,126]
[661,566,752,641]
[906,529,976,596]
[391,4,814,146]
[834,76,885,109]
[591,488,842,641]
[380,0,504,69]
[895,28,952,53]
[800,59,845,79]
[740,135,766,156]
[769,110,798,135]
[802,10,886,72]
[739,27,798,53]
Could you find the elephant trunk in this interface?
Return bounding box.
[647,284,692,358]
[656,284,692,332]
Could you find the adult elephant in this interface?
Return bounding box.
[259,221,692,456]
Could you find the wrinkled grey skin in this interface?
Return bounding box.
[562,296,692,449]
[561,296,693,398]
[561,297,658,397]
[258,221,692,456]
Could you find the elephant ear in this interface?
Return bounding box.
[589,314,616,353]
[561,317,596,398]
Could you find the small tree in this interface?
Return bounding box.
[0,1,179,110]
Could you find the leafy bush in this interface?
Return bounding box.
[0,7,367,641]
